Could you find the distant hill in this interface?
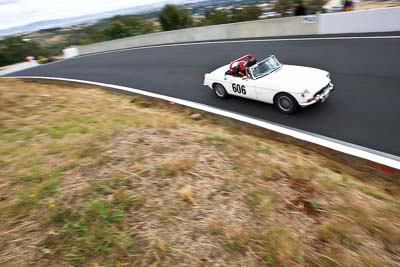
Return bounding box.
[0,0,202,37]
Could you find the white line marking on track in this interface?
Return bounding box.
[4,76,400,170]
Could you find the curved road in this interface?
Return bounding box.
[6,34,400,158]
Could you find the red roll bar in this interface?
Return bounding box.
[229,54,254,75]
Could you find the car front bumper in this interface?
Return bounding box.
[299,82,334,107]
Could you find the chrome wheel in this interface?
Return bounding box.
[278,96,292,112]
[214,84,227,99]
[275,93,298,114]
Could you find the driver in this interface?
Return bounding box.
[237,61,247,77]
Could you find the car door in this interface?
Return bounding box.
[224,75,257,100]
[254,77,276,104]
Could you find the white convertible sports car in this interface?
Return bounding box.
[203,54,334,114]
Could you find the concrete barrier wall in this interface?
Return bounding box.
[77,16,318,55]
[319,7,400,34]
[75,7,400,56]
[0,61,39,76]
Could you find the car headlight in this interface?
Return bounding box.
[302,89,310,98]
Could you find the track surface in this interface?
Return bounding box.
[7,34,400,157]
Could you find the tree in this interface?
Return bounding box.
[82,16,155,44]
[231,6,262,22]
[201,10,232,25]
[274,0,293,17]
[158,4,192,31]
[102,21,132,40]
[113,16,155,35]
[0,37,46,67]
[306,0,328,14]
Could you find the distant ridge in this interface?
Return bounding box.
[0,0,202,37]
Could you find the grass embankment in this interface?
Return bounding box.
[0,79,399,266]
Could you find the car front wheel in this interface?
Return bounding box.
[275,93,299,114]
[213,83,228,99]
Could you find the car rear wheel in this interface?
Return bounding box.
[275,93,299,114]
[213,83,228,99]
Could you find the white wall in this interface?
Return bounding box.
[319,7,400,34]
[77,16,318,55]
[63,47,79,58]
[0,61,39,76]
[73,7,400,56]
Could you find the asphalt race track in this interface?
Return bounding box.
[6,34,400,158]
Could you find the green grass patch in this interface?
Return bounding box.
[204,133,227,148]
[16,94,28,99]
[20,128,36,140]
[6,178,59,218]
[244,190,276,217]
[156,165,173,177]
[340,175,350,187]
[255,141,272,154]
[14,157,46,184]
[45,143,65,155]
[47,193,141,263]
[75,142,102,159]
[47,124,89,139]
[220,240,245,253]
[26,157,44,168]
[258,228,303,266]
[1,124,17,134]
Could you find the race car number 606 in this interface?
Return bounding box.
[232,84,246,95]
[203,54,334,114]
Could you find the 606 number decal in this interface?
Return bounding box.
[232,84,246,95]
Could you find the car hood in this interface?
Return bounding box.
[256,65,330,93]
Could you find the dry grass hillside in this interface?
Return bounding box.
[0,79,399,266]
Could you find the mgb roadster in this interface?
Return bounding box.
[203,54,334,114]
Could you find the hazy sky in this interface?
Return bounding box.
[0,0,180,30]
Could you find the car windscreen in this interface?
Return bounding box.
[250,56,281,79]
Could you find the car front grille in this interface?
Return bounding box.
[314,83,330,97]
